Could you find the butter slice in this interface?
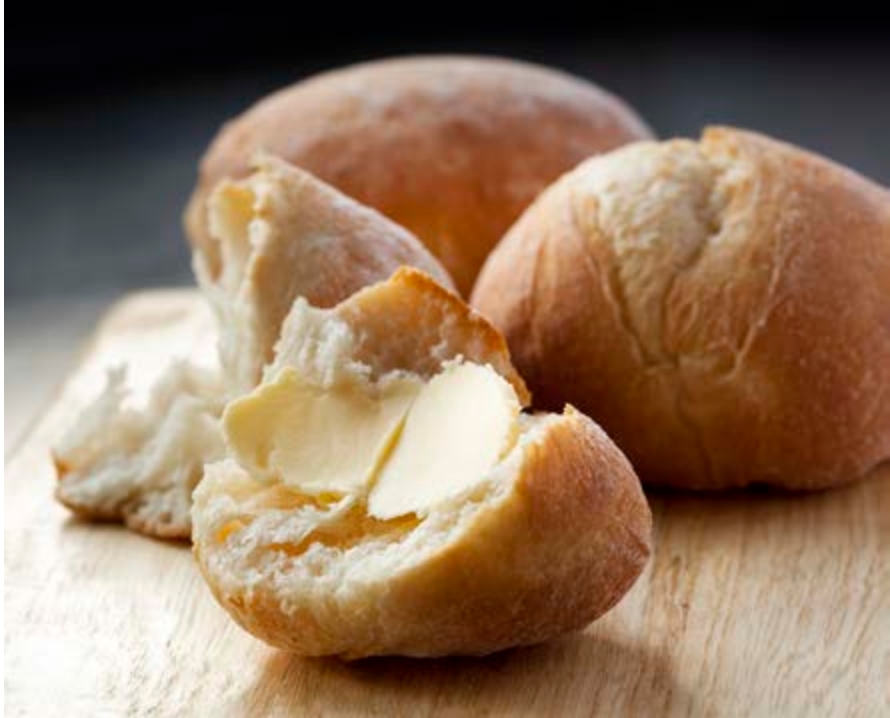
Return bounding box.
[223,367,420,496]
[368,363,521,519]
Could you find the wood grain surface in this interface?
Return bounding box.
[5,290,889,717]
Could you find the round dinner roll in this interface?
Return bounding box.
[192,268,652,658]
[472,126,890,490]
[184,55,653,295]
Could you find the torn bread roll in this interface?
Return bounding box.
[54,159,452,539]
[185,55,653,295]
[195,155,452,393]
[472,126,890,490]
[192,267,651,658]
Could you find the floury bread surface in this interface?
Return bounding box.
[54,160,452,538]
[185,55,653,295]
[193,268,652,658]
[473,127,890,490]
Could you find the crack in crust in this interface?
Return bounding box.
[726,223,792,380]
[565,143,746,485]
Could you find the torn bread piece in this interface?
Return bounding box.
[54,159,454,539]
[196,155,454,394]
[193,267,651,658]
[55,362,226,538]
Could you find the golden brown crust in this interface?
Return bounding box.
[472,126,890,489]
[194,409,651,658]
[55,479,194,540]
[185,56,653,295]
[335,267,530,405]
[55,457,206,539]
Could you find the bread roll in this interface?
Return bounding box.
[185,56,653,295]
[472,127,890,490]
[193,267,651,658]
[196,155,452,392]
[55,159,452,538]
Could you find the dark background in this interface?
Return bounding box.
[7,7,890,303]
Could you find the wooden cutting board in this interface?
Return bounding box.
[5,290,889,716]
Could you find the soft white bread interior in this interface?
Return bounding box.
[55,363,226,538]
[54,159,454,539]
[193,267,651,658]
[472,126,890,490]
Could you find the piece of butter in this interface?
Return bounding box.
[368,363,521,519]
[223,367,420,496]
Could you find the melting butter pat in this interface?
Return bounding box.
[223,367,420,496]
[368,363,521,519]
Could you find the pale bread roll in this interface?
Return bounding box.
[185,55,653,295]
[472,127,890,490]
[193,268,651,657]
